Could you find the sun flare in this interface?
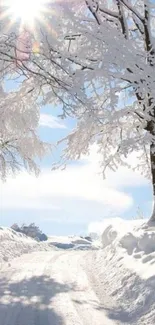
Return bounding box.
[1,0,58,53]
[5,0,48,27]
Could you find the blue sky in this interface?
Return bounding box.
[0,99,153,235]
[0,0,154,235]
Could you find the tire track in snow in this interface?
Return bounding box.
[48,251,116,325]
[0,251,117,325]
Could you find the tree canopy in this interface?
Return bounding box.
[1,1,155,219]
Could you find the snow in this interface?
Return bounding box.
[0,227,56,268]
[48,235,94,250]
[100,218,155,258]
[85,218,155,324]
[0,229,95,269]
[0,251,117,325]
[48,235,91,245]
[1,220,155,324]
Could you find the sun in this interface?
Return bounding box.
[5,0,47,27]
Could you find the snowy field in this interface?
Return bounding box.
[0,219,155,324]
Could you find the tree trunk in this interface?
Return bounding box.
[149,143,155,222]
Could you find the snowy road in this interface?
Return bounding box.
[0,251,116,325]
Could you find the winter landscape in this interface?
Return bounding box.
[1,220,155,324]
[1,0,155,324]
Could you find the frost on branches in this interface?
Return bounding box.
[0,80,49,181]
[36,0,155,221]
[0,16,53,180]
[0,5,84,182]
[1,1,155,219]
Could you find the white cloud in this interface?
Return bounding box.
[82,145,149,189]
[1,167,132,209]
[1,148,150,224]
[1,167,132,224]
[39,114,67,129]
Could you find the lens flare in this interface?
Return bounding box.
[8,0,46,25]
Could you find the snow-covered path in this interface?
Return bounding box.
[0,251,116,325]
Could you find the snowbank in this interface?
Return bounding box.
[100,218,155,257]
[85,218,155,324]
[0,229,95,268]
[48,235,94,250]
[0,227,56,268]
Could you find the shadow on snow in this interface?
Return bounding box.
[0,274,74,325]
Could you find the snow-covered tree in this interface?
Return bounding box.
[0,2,81,183]
[30,0,155,221]
[0,79,49,180]
[1,1,155,221]
[0,2,85,180]
[0,6,53,180]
